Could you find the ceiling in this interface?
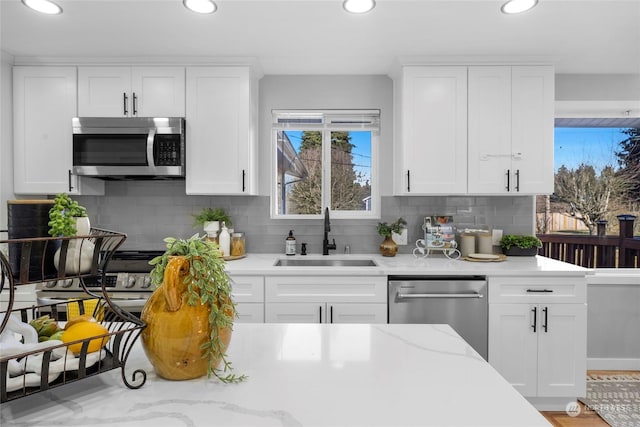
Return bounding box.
[1,0,640,75]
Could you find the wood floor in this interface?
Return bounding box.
[540,370,640,427]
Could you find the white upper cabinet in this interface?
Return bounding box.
[185,66,258,195]
[394,66,468,195]
[13,66,104,195]
[78,66,185,117]
[394,64,554,195]
[468,66,554,194]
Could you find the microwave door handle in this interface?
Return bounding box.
[147,129,156,167]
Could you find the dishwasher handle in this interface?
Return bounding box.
[396,292,484,299]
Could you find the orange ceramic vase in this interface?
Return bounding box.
[140,256,232,380]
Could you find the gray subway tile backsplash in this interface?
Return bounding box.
[76,181,534,254]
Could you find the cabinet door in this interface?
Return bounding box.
[78,66,131,116]
[511,66,554,194]
[397,66,467,194]
[0,284,37,312]
[13,67,77,194]
[185,67,254,195]
[329,303,387,324]
[537,303,587,397]
[468,66,512,194]
[131,67,185,117]
[235,302,264,323]
[488,303,538,396]
[265,302,324,323]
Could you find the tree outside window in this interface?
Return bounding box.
[273,110,378,219]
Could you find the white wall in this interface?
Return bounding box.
[1,52,15,232]
[258,75,394,197]
[556,73,640,101]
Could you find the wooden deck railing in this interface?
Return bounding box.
[537,215,640,269]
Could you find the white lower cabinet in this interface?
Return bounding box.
[0,284,37,312]
[488,276,587,404]
[265,276,387,324]
[229,275,264,323]
[266,302,387,324]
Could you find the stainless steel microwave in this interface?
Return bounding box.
[72,117,185,179]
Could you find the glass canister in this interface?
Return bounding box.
[231,232,245,257]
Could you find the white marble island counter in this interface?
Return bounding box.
[1,324,550,427]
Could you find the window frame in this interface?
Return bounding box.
[271,109,380,220]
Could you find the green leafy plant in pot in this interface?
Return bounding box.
[142,234,246,383]
[376,217,407,257]
[499,234,542,256]
[193,207,232,237]
[48,193,93,273]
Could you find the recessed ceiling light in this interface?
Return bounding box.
[501,0,538,14]
[21,0,62,15]
[183,0,217,14]
[343,0,376,14]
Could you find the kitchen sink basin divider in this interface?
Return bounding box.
[0,229,148,403]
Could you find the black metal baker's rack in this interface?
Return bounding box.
[0,228,147,403]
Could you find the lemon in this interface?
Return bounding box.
[62,321,110,354]
[64,313,96,330]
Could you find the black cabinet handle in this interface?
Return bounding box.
[515,169,520,192]
[68,169,74,192]
[542,307,548,332]
[526,289,553,293]
[407,170,411,192]
[505,169,510,191]
[319,305,322,323]
[123,92,128,116]
[132,92,138,116]
[531,306,537,332]
[330,305,333,323]
[242,169,246,192]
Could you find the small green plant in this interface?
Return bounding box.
[48,193,87,236]
[499,234,542,250]
[148,234,245,384]
[192,207,232,228]
[376,217,407,238]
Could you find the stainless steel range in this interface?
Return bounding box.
[36,250,162,317]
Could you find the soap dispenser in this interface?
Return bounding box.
[285,230,296,256]
[218,221,231,257]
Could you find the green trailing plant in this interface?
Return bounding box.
[499,234,542,250]
[376,217,407,238]
[148,234,246,384]
[192,207,232,228]
[48,193,87,237]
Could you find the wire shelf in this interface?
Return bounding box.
[0,229,147,403]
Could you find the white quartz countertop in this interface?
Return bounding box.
[0,324,550,427]
[225,253,587,277]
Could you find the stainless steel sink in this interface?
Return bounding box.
[274,258,377,267]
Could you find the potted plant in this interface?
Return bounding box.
[193,207,232,237]
[142,234,245,383]
[48,193,93,273]
[499,234,542,256]
[48,193,89,237]
[376,217,407,257]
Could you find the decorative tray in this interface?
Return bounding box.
[462,253,507,262]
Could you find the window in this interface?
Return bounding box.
[272,110,379,219]
[536,117,640,234]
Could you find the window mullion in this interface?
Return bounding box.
[322,129,331,212]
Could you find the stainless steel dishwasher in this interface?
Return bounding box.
[388,275,488,360]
